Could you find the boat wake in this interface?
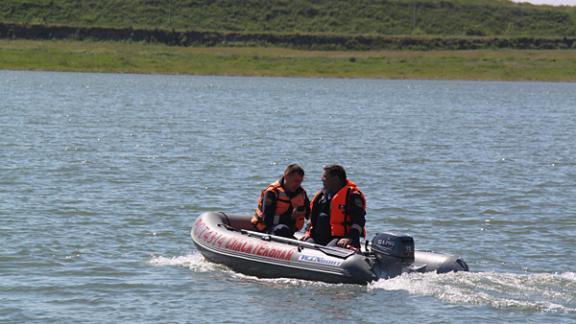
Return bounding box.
[149,252,224,273]
[150,253,575,313]
[370,271,576,313]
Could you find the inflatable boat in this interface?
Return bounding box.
[191,212,469,285]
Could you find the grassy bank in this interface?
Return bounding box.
[1,40,575,81]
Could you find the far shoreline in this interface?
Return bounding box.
[1,40,575,82]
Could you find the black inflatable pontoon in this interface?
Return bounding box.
[191,212,469,285]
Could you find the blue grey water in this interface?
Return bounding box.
[1,70,575,323]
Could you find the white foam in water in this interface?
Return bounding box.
[149,252,221,272]
[230,272,345,288]
[369,271,576,313]
[560,272,576,281]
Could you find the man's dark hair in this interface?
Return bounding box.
[284,163,305,176]
[323,164,347,182]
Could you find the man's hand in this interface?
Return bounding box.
[293,212,305,231]
[255,222,266,232]
[336,238,351,248]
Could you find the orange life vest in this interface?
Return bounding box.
[252,180,307,231]
[309,180,366,238]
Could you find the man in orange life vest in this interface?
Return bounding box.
[251,164,310,238]
[302,164,366,250]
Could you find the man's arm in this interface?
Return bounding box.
[261,190,277,227]
[338,192,366,248]
[304,194,311,220]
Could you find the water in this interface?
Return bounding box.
[1,70,575,323]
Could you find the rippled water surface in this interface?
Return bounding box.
[1,71,575,323]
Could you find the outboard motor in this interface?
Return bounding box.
[370,232,415,279]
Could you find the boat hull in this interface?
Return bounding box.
[191,212,468,284]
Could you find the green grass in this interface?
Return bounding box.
[1,39,575,81]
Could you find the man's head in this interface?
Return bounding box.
[283,163,305,192]
[322,164,347,193]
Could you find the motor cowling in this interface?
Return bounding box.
[371,232,415,261]
[370,233,415,278]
